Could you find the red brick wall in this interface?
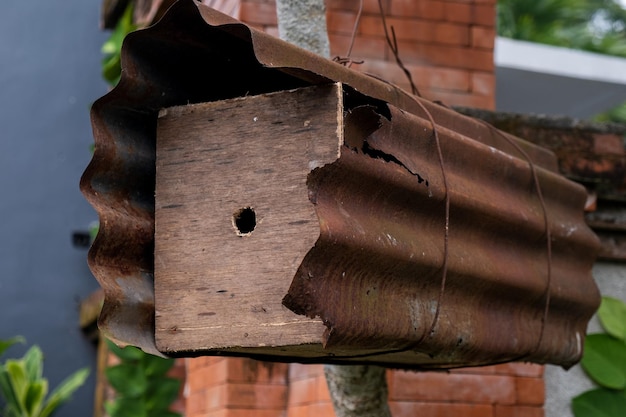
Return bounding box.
[186,357,290,417]
[235,0,495,109]
[389,364,545,417]
[185,359,544,417]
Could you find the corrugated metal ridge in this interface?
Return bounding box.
[81,0,600,363]
[283,104,599,368]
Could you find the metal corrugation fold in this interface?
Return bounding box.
[81,0,600,366]
[284,105,599,368]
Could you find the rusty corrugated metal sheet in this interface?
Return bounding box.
[282,104,599,367]
[458,107,626,262]
[81,0,600,366]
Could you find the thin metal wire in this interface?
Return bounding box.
[332,0,364,67]
[347,0,364,59]
[430,101,553,357]
[377,0,420,97]
[481,121,553,356]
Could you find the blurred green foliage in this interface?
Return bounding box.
[0,338,89,417]
[572,297,626,417]
[497,0,626,123]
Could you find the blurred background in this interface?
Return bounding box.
[0,0,107,415]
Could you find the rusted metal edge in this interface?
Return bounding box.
[82,0,600,361]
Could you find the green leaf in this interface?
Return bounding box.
[24,380,48,417]
[100,1,136,87]
[106,397,148,417]
[102,54,122,86]
[39,367,89,417]
[140,354,175,377]
[598,297,626,341]
[146,378,181,412]
[0,367,23,416]
[106,339,144,362]
[106,363,148,398]
[573,388,626,417]
[581,334,626,389]
[6,359,29,409]
[0,337,25,358]
[151,411,182,417]
[23,345,44,382]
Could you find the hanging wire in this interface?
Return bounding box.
[332,0,364,67]
[377,0,420,96]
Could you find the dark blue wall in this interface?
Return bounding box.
[0,0,108,415]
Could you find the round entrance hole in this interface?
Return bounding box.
[233,207,256,236]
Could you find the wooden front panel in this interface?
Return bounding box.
[155,84,342,354]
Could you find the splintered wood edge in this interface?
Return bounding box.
[155,83,344,354]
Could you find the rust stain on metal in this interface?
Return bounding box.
[82,0,600,367]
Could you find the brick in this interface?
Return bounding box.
[287,375,330,405]
[288,377,319,406]
[471,71,494,96]
[390,0,445,20]
[329,33,387,60]
[515,377,545,406]
[358,59,471,91]
[287,403,335,417]
[593,133,625,154]
[289,363,325,381]
[187,357,212,371]
[357,15,386,37]
[360,16,470,46]
[186,388,210,415]
[317,375,331,402]
[473,4,496,27]
[240,1,277,25]
[434,21,470,45]
[205,384,229,411]
[390,370,515,404]
[494,363,544,377]
[327,10,358,35]
[205,409,286,417]
[226,383,288,409]
[450,365,497,375]
[495,405,544,417]
[472,26,496,49]
[265,25,279,38]
[226,358,289,385]
[390,402,494,417]
[187,360,229,393]
[426,89,495,109]
[329,0,391,14]
[395,41,494,71]
[444,2,472,24]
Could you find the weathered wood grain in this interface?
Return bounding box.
[155,83,343,353]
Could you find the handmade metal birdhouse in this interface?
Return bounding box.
[81,0,600,369]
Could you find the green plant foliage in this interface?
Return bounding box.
[101,2,137,86]
[598,296,626,340]
[581,334,626,389]
[0,339,89,417]
[574,297,626,417]
[0,338,24,358]
[105,340,181,417]
[572,388,626,417]
[498,0,626,124]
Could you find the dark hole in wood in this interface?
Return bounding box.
[233,207,256,235]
